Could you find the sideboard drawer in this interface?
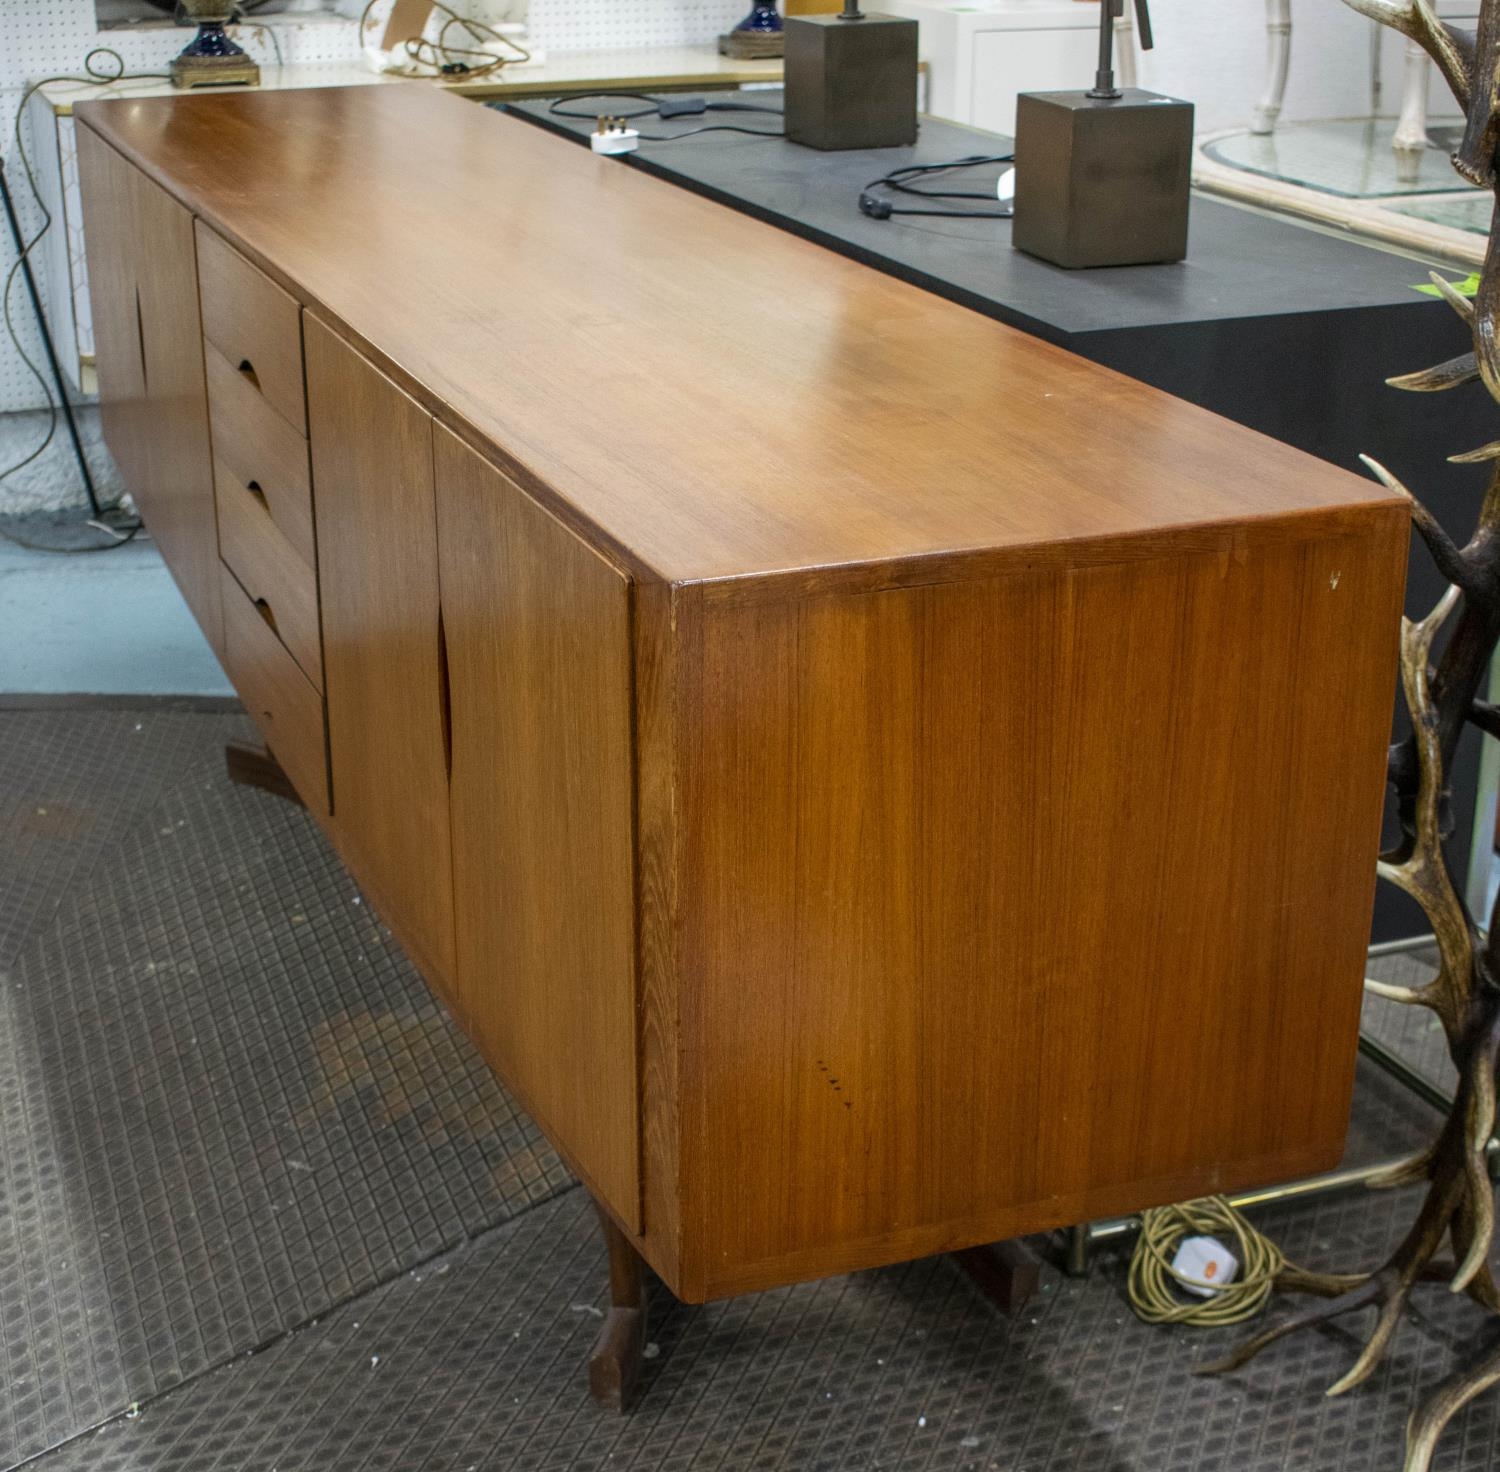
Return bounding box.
[206,343,316,567]
[216,456,323,689]
[220,566,330,815]
[197,222,307,434]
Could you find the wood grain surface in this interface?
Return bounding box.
[435,427,640,1230]
[219,565,330,815]
[77,125,223,655]
[197,221,308,434]
[305,314,457,994]
[75,86,1401,592]
[205,341,317,568]
[75,88,1415,1307]
[660,518,1407,1297]
[214,452,323,689]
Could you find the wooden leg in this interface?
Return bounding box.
[588,1200,649,1412]
[225,740,305,808]
[954,1237,1043,1316]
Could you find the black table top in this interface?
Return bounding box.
[503,92,1447,344]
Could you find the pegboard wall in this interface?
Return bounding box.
[0,0,744,418]
[0,1,366,415]
[528,0,744,54]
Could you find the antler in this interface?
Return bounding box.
[1204,11,1500,1467]
[1339,0,1474,107]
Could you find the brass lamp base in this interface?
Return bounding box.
[719,29,784,59]
[171,50,261,89]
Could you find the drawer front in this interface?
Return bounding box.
[197,222,307,433]
[216,456,323,689]
[220,566,331,815]
[206,343,316,567]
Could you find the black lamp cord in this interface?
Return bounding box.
[547,92,783,142]
[859,153,1015,221]
[3,48,167,554]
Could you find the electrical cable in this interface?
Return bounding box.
[859,153,1014,221]
[234,18,285,71]
[548,91,782,121]
[2,48,162,554]
[1126,1196,1289,1327]
[549,92,783,142]
[358,0,530,79]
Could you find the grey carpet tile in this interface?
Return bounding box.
[2,710,1488,1472]
[36,1174,1500,1472]
[0,710,237,970]
[0,714,570,1465]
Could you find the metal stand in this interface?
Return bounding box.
[1062,933,1480,1275]
[0,156,101,515]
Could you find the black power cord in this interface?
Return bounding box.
[858,153,1015,221]
[3,48,158,554]
[548,92,783,143]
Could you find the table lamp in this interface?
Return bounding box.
[783,0,917,151]
[1011,0,1192,269]
[170,0,261,89]
[721,1,785,61]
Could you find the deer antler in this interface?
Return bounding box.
[1203,10,1500,1467]
[1340,0,1474,107]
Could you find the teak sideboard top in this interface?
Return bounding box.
[76,84,1409,1304]
[81,85,1392,591]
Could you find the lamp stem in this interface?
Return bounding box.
[1089,0,1123,99]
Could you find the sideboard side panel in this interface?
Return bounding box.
[676,517,1406,1296]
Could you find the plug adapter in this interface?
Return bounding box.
[590,122,640,155]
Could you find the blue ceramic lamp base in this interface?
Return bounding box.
[720,1,783,60]
[170,21,261,89]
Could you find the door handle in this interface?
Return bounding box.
[437,606,453,784]
[134,285,149,395]
[253,596,279,634]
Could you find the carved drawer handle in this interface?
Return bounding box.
[238,358,261,391]
[245,479,268,506]
[253,596,279,634]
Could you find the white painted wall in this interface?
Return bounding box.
[1135,0,1464,135]
[0,0,746,415]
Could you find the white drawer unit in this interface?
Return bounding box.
[878,0,1135,136]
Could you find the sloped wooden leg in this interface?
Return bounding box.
[225,741,304,808]
[588,1199,648,1411]
[954,1236,1043,1316]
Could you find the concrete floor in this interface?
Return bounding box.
[0,408,230,697]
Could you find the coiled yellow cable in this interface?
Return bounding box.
[1127,1196,1287,1327]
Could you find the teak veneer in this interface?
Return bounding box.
[77,83,1407,1397]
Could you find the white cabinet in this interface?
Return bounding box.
[878,0,1134,136]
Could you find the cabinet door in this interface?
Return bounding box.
[434,427,640,1229]
[76,125,221,655]
[305,317,456,991]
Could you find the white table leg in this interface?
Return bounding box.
[1252,0,1292,135]
[1393,34,1431,180]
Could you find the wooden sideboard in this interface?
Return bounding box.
[76,83,1406,1396]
